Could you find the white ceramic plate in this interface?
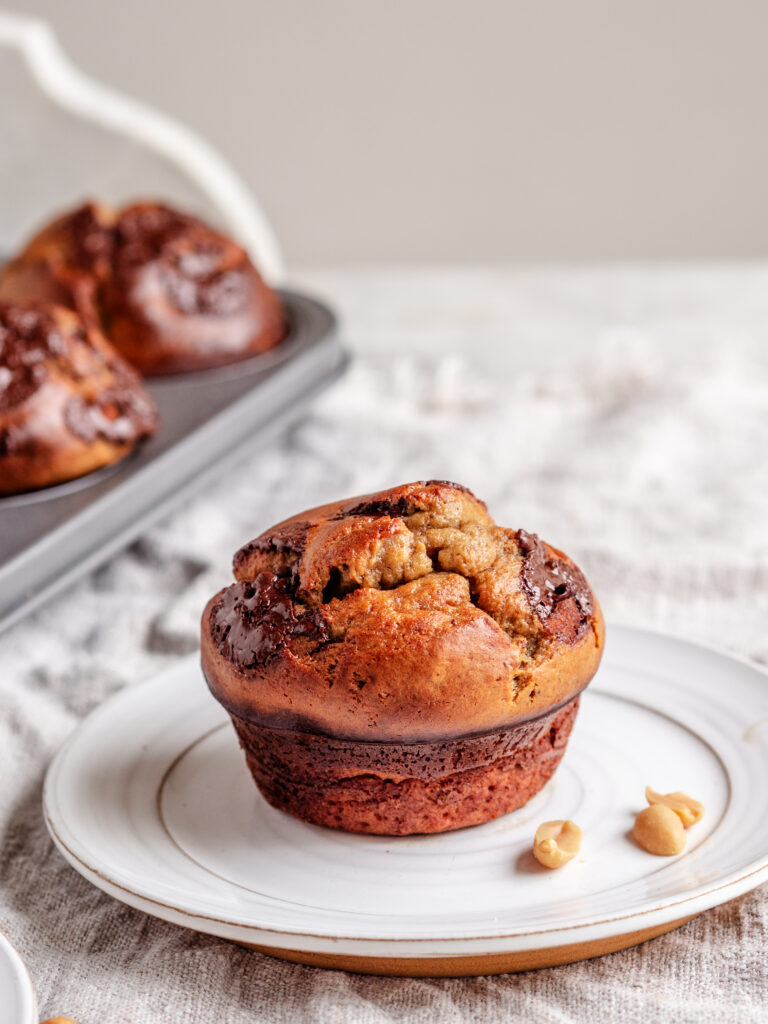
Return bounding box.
[44,626,768,976]
[0,932,37,1024]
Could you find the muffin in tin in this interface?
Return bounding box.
[202,481,604,835]
[0,302,157,494]
[0,200,287,375]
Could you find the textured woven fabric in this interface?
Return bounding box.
[1,266,767,1023]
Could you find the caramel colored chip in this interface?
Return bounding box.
[633,804,686,856]
[533,819,582,869]
[645,786,704,827]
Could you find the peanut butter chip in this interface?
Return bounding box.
[533,819,582,869]
[645,786,704,827]
[633,804,686,856]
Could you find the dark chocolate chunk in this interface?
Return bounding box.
[253,520,311,557]
[113,204,252,317]
[211,573,328,669]
[0,305,62,411]
[517,529,593,641]
[342,480,473,519]
[64,204,115,269]
[342,495,415,518]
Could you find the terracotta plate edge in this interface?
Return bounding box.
[241,914,697,976]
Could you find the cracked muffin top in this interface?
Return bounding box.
[0,201,287,376]
[201,481,605,741]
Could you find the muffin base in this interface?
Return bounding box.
[228,698,579,836]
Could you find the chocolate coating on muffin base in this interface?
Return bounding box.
[226,698,579,835]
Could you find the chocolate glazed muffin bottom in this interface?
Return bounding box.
[222,697,579,836]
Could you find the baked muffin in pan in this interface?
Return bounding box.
[0,302,157,494]
[202,481,604,836]
[0,200,287,376]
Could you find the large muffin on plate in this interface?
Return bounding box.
[0,302,157,494]
[201,481,604,835]
[0,200,287,375]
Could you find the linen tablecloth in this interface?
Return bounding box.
[2,265,767,1022]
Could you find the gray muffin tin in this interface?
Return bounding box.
[0,289,347,634]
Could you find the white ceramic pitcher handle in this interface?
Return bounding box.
[0,10,284,283]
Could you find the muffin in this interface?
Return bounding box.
[201,481,604,836]
[0,201,287,375]
[0,302,157,494]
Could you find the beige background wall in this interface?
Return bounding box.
[7,0,768,266]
